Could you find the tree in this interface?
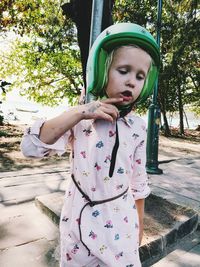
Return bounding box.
[0,0,114,105]
[158,0,199,135]
[0,0,83,106]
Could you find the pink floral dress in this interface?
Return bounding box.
[21,113,150,267]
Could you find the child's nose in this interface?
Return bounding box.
[126,75,136,88]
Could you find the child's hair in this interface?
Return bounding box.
[106,45,140,70]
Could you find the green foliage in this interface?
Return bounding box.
[113,0,158,42]
[0,0,82,106]
[1,37,82,106]
[159,0,199,111]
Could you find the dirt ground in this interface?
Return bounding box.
[0,123,70,172]
[0,123,199,244]
[142,194,195,245]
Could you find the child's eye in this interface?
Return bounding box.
[118,69,128,75]
[137,74,145,80]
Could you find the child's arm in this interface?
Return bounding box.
[135,198,145,245]
[130,118,150,246]
[39,98,122,144]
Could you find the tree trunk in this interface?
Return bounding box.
[177,84,184,135]
[158,90,171,136]
[183,109,190,128]
[162,110,171,136]
[62,0,114,88]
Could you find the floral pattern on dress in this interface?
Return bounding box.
[24,113,150,267]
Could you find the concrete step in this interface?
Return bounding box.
[35,192,64,226]
[0,201,60,267]
[152,228,200,267]
[0,168,70,205]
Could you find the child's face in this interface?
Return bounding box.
[105,46,151,106]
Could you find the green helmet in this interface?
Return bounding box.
[86,22,160,106]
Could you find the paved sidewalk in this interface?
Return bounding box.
[151,139,200,214]
[0,165,69,267]
[0,137,199,267]
[148,139,200,266]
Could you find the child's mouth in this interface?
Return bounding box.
[120,91,133,102]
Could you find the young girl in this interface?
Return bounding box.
[21,23,160,267]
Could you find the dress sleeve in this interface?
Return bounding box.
[20,119,71,158]
[130,121,151,200]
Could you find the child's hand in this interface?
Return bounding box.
[81,98,123,122]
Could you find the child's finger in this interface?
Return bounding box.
[100,100,121,113]
[101,97,123,105]
[97,112,114,123]
[82,100,120,121]
[100,105,119,120]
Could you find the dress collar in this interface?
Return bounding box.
[119,113,134,127]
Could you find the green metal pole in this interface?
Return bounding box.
[86,0,104,103]
[146,0,163,174]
